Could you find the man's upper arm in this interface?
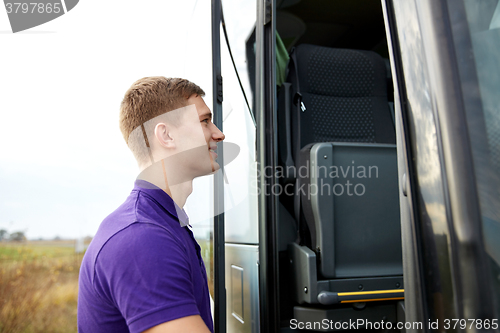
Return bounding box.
[142,315,211,333]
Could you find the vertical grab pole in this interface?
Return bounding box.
[212,0,226,332]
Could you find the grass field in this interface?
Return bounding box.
[0,240,84,333]
[197,239,214,299]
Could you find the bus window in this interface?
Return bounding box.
[220,0,259,245]
[448,0,500,318]
[221,0,256,117]
[219,1,260,332]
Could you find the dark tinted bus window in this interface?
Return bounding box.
[449,0,500,318]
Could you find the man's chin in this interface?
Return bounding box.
[211,162,221,174]
[191,162,221,179]
[207,161,221,175]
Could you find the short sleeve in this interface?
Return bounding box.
[93,222,200,333]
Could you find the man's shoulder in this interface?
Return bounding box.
[88,189,140,253]
[81,189,186,280]
[91,188,180,246]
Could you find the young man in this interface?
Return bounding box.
[78,77,224,333]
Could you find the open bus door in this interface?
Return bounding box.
[202,0,500,332]
[214,0,280,332]
[188,0,276,332]
[214,0,279,331]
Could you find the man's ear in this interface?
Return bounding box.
[154,123,175,149]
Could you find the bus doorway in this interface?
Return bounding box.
[206,0,500,332]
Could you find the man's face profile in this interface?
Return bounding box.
[168,94,225,178]
[135,94,225,190]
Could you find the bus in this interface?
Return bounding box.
[184,0,500,332]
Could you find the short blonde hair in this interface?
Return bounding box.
[119,77,205,166]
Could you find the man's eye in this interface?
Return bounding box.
[202,119,209,123]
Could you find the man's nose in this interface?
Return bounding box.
[212,126,225,142]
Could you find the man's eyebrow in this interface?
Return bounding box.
[199,112,212,120]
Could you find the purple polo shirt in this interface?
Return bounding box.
[78,180,213,333]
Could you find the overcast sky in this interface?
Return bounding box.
[0,0,214,239]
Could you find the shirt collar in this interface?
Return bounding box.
[134,179,191,227]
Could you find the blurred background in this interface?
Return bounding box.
[0,1,213,331]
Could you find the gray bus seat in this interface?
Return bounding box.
[298,143,402,279]
[277,44,403,314]
[289,143,403,306]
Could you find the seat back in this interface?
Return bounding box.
[278,44,402,294]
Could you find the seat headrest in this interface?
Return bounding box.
[293,44,388,98]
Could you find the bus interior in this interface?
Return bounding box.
[272,0,404,329]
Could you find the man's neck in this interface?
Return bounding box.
[136,160,193,208]
[169,181,193,208]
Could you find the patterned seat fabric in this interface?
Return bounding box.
[287,44,395,163]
